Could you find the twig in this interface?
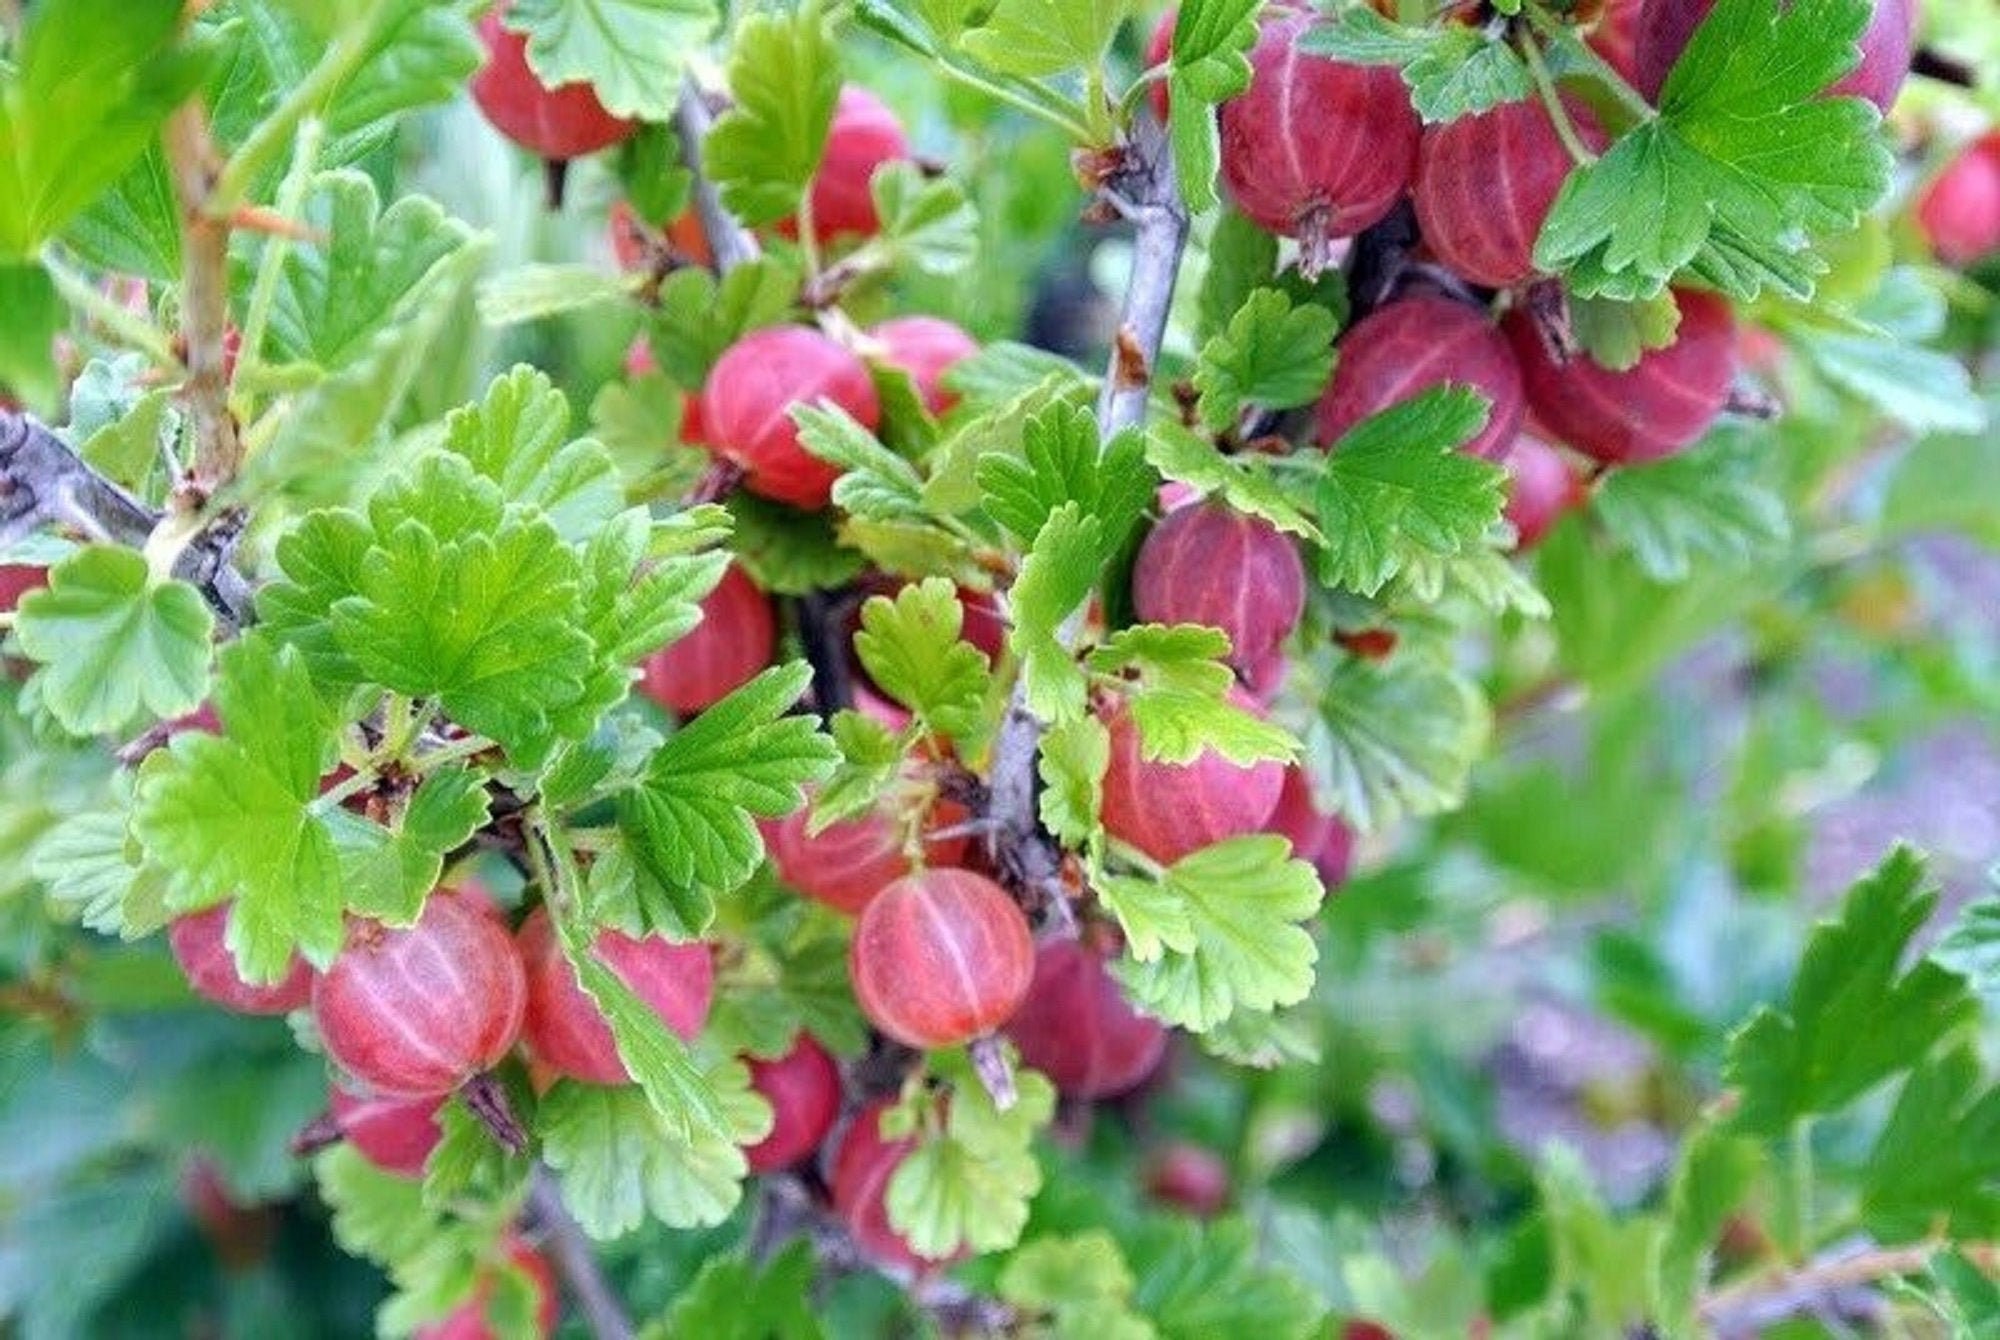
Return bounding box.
[1698,1238,1999,1337]
[528,1168,636,1340]
[673,76,761,275]
[162,105,244,491]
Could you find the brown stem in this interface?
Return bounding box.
[1524,279,1578,365]
[967,1034,1018,1112]
[162,105,244,492]
[673,76,760,275]
[1912,46,1977,90]
[528,1168,636,1340]
[1696,1239,1972,1336]
[460,1072,528,1156]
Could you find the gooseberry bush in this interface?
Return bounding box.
[5,0,2000,1336]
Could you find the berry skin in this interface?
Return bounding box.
[1504,287,1737,465]
[1316,296,1524,462]
[1099,690,1286,866]
[1003,939,1167,1100]
[1131,501,1305,675]
[1220,10,1420,269]
[742,1034,844,1173]
[1413,99,1606,290]
[0,563,48,614]
[849,869,1035,1049]
[1587,0,1644,84]
[1144,10,1176,123]
[169,902,314,1015]
[702,326,883,509]
[765,793,972,916]
[470,10,635,161]
[1916,133,2000,268]
[516,906,714,1085]
[331,1087,445,1179]
[1145,1142,1231,1217]
[415,1237,559,1340]
[780,87,912,245]
[1265,767,1357,889]
[637,564,776,716]
[1502,435,1589,550]
[313,892,528,1099]
[831,1099,961,1271]
[869,316,979,416]
[1633,0,1915,112]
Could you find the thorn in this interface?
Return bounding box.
[224,204,324,242]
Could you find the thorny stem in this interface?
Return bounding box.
[1697,1238,2000,1335]
[529,1168,637,1340]
[673,76,762,275]
[163,104,245,490]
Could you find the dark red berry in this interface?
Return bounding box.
[517,906,714,1086]
[869,316,979,416]
[1264,766,1357,890]
[1316,295,1524,461]
[742,1034,844,1173]
[637,564,776,716]
[1131,501,1305,673]
[169,902,314,1015]
[1004,939,1167,1099]
[1588,0,1644,84]
[470,9,635,161]
[0,563,48,615]
[1917,133,2000,268]
[703,326,882,508]
[313,892,528,1099]
[330,1087,445,1179]
[830,1098,962,1271]
[1633,0,1915,112]
[849,869,1034,1049]
[1504,287,1736,465]
[1413,99,1606,290]
[1099,690,1286,866]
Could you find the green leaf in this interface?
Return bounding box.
[1192,288,1337,430]
[1146,422,1319,540]
[1306,651,1491,833]
[1534,0,1892,301]
[1591,429,1790,582]
[1651,1128,1761,1334]
[0,0,210,258]
[811,710,905,829]
[960,0,1132,78]
[1008,503,1102,726]
[868,162,979,275]
[886,1068,1056,1258]
[727,492,869,595]
[476,263,636,328]
[999,1232,1154,1340]
[1164,0,1261,212]
[1196,210,1279,345]
[1114,835,1322,1031]
[1089,625,1295,766]
[647,1244,826,1340]
[977,401,1154,555]
[502,0,715,122]
[443,365,624,544]
[1129,1217,1325,1339]
[1569,291,1683,373]
[617,662,837,892]
[1859,1044,2000,1242]
[1724,847,1979,1135]
[703,10,841,226]
[793,402,928,522]
[1313,387,1505,597]
[0,261,61,412]
[1301,8,1532,122]
[1039,715,1109,850]
[325,767,492,923]
[853,578,994,742]
[1537,1146,1661,1335]
[647,257,804,387]
[32,786,173,939]
[1936,892,2000,1014]
[15,547,213,737]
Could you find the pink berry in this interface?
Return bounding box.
[1588,0,1644,85]
[1504,287,1737,465]
[1131,501,1305,673]
[1099,689,1286,866]
[1146,1142,1231,1217]
[1264,766,1357,889]
[830,1099,963,1271]
[779,87,911,244]
[765,794,972,917]
[1501,435,1589,550]
[415,1237,559,1340]
[331,1087,445,1180]
[849,869,1035,1049]
[702,326,882,509]
[637,564,776,716]
[1916,133,2000,268]
[1633,0,1915,112]
[470,9,635,161]
[0,563,47,615]
[169,902,314,1015]
[313,893,527,1099]
[869,316,979,416]
[1317,295,1524,461]
[1004,939,1167,1100]
[516,906,714,1086]
[1413,99,1607,290]
[742,1034,844,1173]
[1220,10,1420,269]
[1145,10,1176,123]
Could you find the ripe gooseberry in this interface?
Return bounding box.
[1003,939,1167,1100]
[516,906,714,1085]
[849,869,1035,1049]
[869,316,979,416]
[1413,98,1606,290]
[330,1087,445,1179]
[416,1237,559,1340]
[1587,0,1644,84]
[1632,0,1915,112]
[169,902,314,1015]
[780,87,912,245]
[638,564,776,716]
[1264,767,1358,891]
[1219,9,1420,271]
[1316,295,1524,461]
[831,1098,961,1271]
[1501,435,1590,550]
[470,9,635,161]
[0,564,47,614]
[313,892,528,1099]
[1144,10,1175,123]
[179,1158,277,1270]
[742,1034,844,1173]
[703,326,883,509]
[1100,690,1285,865]
[765,791,971,916]
[1916,133,2000,268]
[1131,500,1305,675]
[1145,1141,1231,1217]
[1504,287,1737,465]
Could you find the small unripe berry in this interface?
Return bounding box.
[1316,295,1524,462]
[1004,939,1167,1099]
[1145,1141,1231,1217]
[638,564,776,716]
[780,87,912,245]
[830,1099,962,1270]
[1131,501,1305,674]
[169,902,314,1015]
[1220,10,1420,269]
[331,1087,445,1179]
[1504,287,1736,465]
[850,869,1034,1049]
[742,1034,844,1173]
[313,892,528,1099]
[416,1237,559,1340]
[1501,435,1589,550]
[470,9,635,161]
[869,316,979,416]
[1633,0,1915,112]
[765,793,972,916]
[703,326,883,508]
[1100,692,1285,866]
[1916,133,2000,268]
[1413,99,1606,290]
[517,906,714,1085]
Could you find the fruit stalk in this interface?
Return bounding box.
[528,1167,636,1340]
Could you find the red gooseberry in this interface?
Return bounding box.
[1145,1141,1231,1217]
[330,1087,446,1180]
[637,564,776,716]
[779,87,912,245]
[169,902,315,1015]
[869,316,979,416]
[1501,435,1590,550]
[1099,691,1286,866]
[516,906,714,1086]
[0,563,48,614]
[742,1034,844,1173]
[1316,295,1524,462]
[1916,133,2000,268]
[470,9,635,161]
[831,1098,961,1272]
[1131,500,1305,675]
[765,791,972,917]
[1004,939,1167,1100]
[1632,0,1915,113]
[702,326,883,509]
[849,869,1035,1049]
